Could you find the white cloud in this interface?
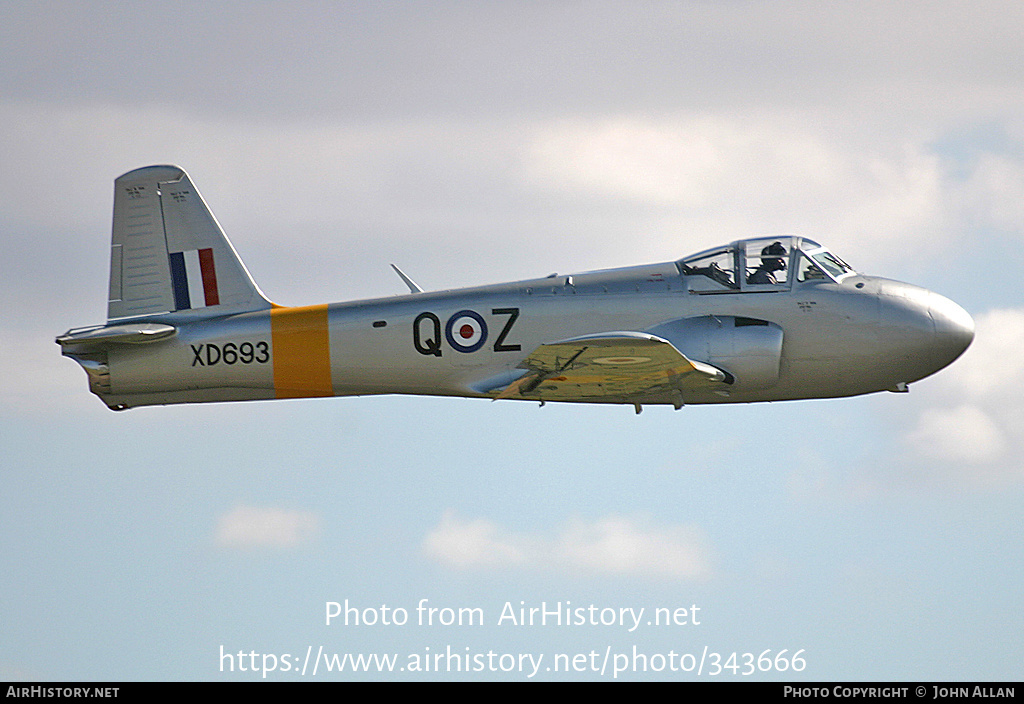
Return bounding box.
[422,510,710,580]
[523,114,951,268]
[552,516,710,580]
[960,153,1024,233]
[422,511,526,569]
[215,505,320,550]
[899,308,1024,483]
[936,309,1024,401]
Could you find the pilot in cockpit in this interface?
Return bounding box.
[748,241,787,285]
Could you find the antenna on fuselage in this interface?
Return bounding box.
[390,264,424,294]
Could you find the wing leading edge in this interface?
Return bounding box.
[494,332,729,403]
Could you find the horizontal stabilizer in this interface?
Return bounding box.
[56,322,177,348]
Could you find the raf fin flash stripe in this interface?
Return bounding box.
[169,248,219,310]
[271,305,334,399]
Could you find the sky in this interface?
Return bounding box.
[2,0,1023,681]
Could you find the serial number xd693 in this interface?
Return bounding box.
[191,341,270,367]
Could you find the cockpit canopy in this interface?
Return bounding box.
[676,236,855,292]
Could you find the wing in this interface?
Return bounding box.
[494,331,728,402]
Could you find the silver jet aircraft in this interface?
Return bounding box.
[58,165,974,412]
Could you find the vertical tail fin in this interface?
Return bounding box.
[107,165,271,321]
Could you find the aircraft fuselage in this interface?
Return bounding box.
[57,165,974,412]
[80,262,972,410]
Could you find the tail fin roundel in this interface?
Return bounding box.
[107,165,271,321]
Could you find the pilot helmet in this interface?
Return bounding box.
[761,241,787,271]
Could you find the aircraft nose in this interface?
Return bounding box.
[874,280,973,383]
[929,291,974,367]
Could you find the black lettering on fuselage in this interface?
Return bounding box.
[491,307,521,352]
[190,341,270,367]
[414,308,523,356]
[413,312,443,357]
